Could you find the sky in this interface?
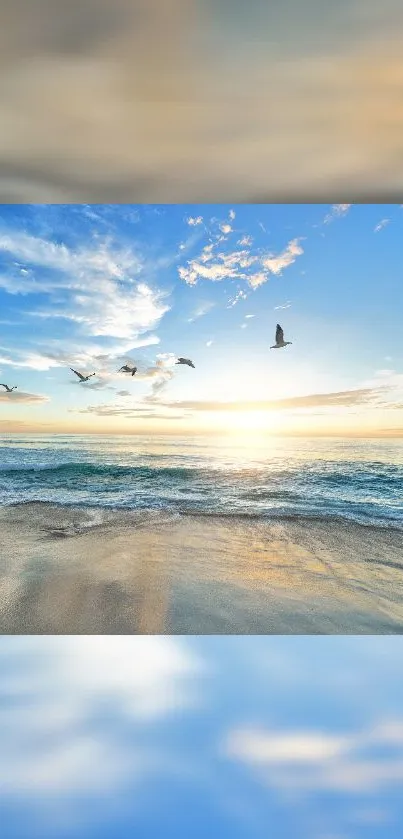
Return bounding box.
[0,202,402,437]
[1,635,403,839]
[1,1,403,203]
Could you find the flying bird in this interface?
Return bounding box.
[270,324,292,349]
[70,368,96,382]
[0,383,17,392]
[176,358,195,368]
[118,365,137,376]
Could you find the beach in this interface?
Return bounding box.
[1,434,402,633]
[1,501,402,633]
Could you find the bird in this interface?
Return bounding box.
[70,368,96,382]
[0,383,17,392]
[118,365,137,376]
[270,324,292,349]
[176,357,195,368]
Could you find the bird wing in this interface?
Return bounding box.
[70,368,84,380]
[0,383,8,389]
[275,324,284,344]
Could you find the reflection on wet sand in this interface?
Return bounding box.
[0,503,402,634]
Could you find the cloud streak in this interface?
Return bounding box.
[156,387,390,413]
[0,390,49,403]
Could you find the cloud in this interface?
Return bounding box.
[206,340,213,347]
[157,387,390,413]
[76,383,388,420]
[225,718,403,794]
[229,210,236,220]
[227,289,248,307]
[220,223,233,234]
[227,729,349,765]
[75,352,180,412]
[245,314,255,319]
[3,5,403,204]
[238,235,253,246]
[187,301,215,322]
[324,204,351,223]
[374,218,390,232]
[146,352,178,400]
[186,216,203,226]
[274,301,292,310]
[75,403,184,420]
[178,234,303,289]
[261,238,304,276]
[0,230,170,341]
[0,389,49,403]
[0,636,199,802]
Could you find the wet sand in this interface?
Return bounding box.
[0,502,402,634]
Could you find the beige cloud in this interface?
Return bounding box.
[1,3,403,201]
[0,390,49,403]
[261,239,304,275]
[157,387,388,413]
[179,235,303,289]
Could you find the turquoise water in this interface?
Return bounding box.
[1,435,402,528]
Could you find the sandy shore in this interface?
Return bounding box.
[0,502,402,633]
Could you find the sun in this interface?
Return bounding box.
[222,410,277,434]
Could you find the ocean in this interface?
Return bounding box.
[0,434,402,633]
[1,434,402,526]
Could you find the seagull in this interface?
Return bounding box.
[176,357,195,368]
[118,365,137,376]
[0,383,17,392]
[70,368,96,382]
[270,324,292,349]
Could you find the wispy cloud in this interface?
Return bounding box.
[227,290,248,307]
[157,387,390,413]
[0,390,49,403]
[323,204,351,224]
[274,301,292,310]
[238,235,253,247]
[374,218,390,232]
[186,216,203,226]
[0,230,170,342]
[187,301,215,322]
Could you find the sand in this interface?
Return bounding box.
[0,502,402,634]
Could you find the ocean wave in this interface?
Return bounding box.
[0,451,402,528]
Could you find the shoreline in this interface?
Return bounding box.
[0,502,402,634]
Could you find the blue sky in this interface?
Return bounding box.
[1,636,403,839]
[0,203,402,436]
